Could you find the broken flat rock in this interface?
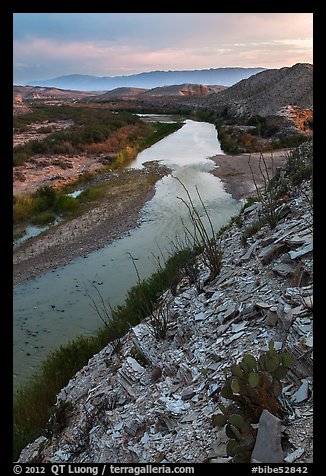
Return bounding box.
[259,243,288,265]
[251,410,284,463]
[292,379,309,403]
[289,243,313,260]
[272,263,295,278]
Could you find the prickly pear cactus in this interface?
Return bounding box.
[211,341,293,463]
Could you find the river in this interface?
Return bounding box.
[13,119,241,390]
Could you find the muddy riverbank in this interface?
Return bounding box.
[210,149,289,200]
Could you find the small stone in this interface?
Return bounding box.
[304,336,313,348]
[242,203,259,215]
[231,321,248,333]
[180,413,198,423]
[194,312,205,321]
[125,421,139,436]
[272,263,295,278]
[113,422,124,432]
[255,301,272,309]
[266,309,278,327]
[275,203,291,219]
[223,302,239,321]
[181,388,195,400]
[259,243,288,265]
[239,241,259,263]
[210,457,230,463]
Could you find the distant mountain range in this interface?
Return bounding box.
[25,67,266,91]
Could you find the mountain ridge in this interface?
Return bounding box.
[25,67,266,91]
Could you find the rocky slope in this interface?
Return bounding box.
[94,87,148,99]
[185,63,313,118]
[18,142,313,464]
[13,94,32,116]
[141,84,226,97]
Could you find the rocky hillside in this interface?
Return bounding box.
[141,84,226,97]
[89,84,226,103]
[186,63,313,118]
[95,87,148,99]
[18,142,313,464]
[13,93,32,116]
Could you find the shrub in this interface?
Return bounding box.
[248,153,280,230]
[242,219,265,239]
[13,196,37,224]
[285,142,313,185]
[54,195,79,214]
[31,212,56,226]
[77,186,105,202]
[176,178,223,283]
[33,186,57,209]
[146,295,171,340]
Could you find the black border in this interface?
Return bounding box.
[3,4,319,471]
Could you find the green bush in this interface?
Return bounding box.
[31,212,56,225]
[77,186,105,202]
[33,186,57,209]
[13,196,37,224]
[54,195,79,214]
[285,142,313,185]
[242,220,265,239]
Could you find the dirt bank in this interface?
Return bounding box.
[13,162,170,286]
[210,149,289,200]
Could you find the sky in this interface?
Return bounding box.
[13,13,313,84]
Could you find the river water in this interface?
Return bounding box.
[13,119,241,390]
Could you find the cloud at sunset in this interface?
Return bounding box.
[13,13,313,84]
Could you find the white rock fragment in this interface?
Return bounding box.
[284,447,305,463]
[225,331,245,345]
[292,380,310,403]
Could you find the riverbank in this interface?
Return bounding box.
[210,149,289,200]
[13,162,170,286]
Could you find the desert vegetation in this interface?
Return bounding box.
[212,342,293,463]
[13,105,182,166]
